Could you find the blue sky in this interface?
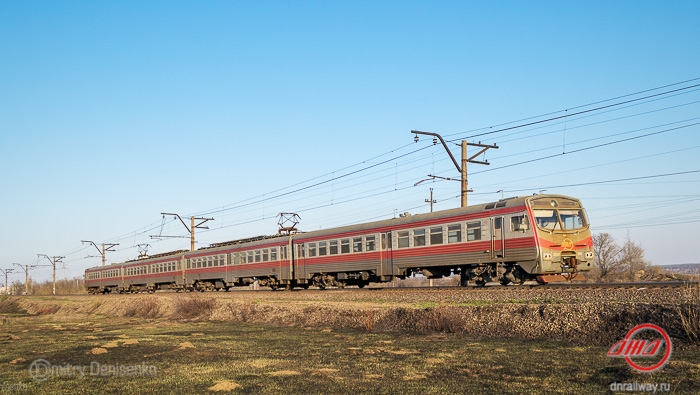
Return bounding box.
[1,1,699,283]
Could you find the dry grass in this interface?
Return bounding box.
[678,282,700,344]
[426,305,464,333]
[0,296,26,315]
[172,293,216,320]
[123,296,163,319]
[360,309,376,332]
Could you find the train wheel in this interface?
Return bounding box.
[474,279,487,287]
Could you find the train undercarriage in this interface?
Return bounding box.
[87,261,584,294]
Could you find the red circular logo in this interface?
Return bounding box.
[607,323,672,372]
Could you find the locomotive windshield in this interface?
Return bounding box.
[533,209,587,231]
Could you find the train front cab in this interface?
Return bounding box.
[526,195,594,282]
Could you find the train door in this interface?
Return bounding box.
[380,232,393,280]
[181,256,187,288]
[295,243,306,283]
[279,240,293,283]
[490,216,505,259]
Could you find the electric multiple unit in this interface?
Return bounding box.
[85,194,593,293]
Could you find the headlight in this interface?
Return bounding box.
[543,253,552,260]
[585,252,593,259]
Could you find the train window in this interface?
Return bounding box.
[255,250,262,262]
[413,229,426,247]
[533,210,557,230]
[280,246,286,260]
[560,210,586,230]
[298,245,305,258]
[494,217,502,230]
[213,256,219,266]
[233,253,240,265]
[430,227,443,245]
[308,243,317,257]
[365,236,376,251]
[341,239,350,254]
[271,248,277,261]
[329,240,338,255]
[353,238,363,253]
[511,215,529,232]
[318,242,327,256]
[248,251,254,263]
[397,231,409,248]
[209,257,214,267]
[448,224,462,243]
[263,249,269,261]
[467,221,481,241]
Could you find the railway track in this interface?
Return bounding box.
[349,280,691,292]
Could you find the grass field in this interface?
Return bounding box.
[2,314,700,394]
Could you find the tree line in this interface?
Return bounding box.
[591,232,666,282]
[2,277,86,295]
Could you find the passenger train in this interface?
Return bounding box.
[84,194,593,293]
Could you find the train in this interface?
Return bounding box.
[84,194,594,293]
